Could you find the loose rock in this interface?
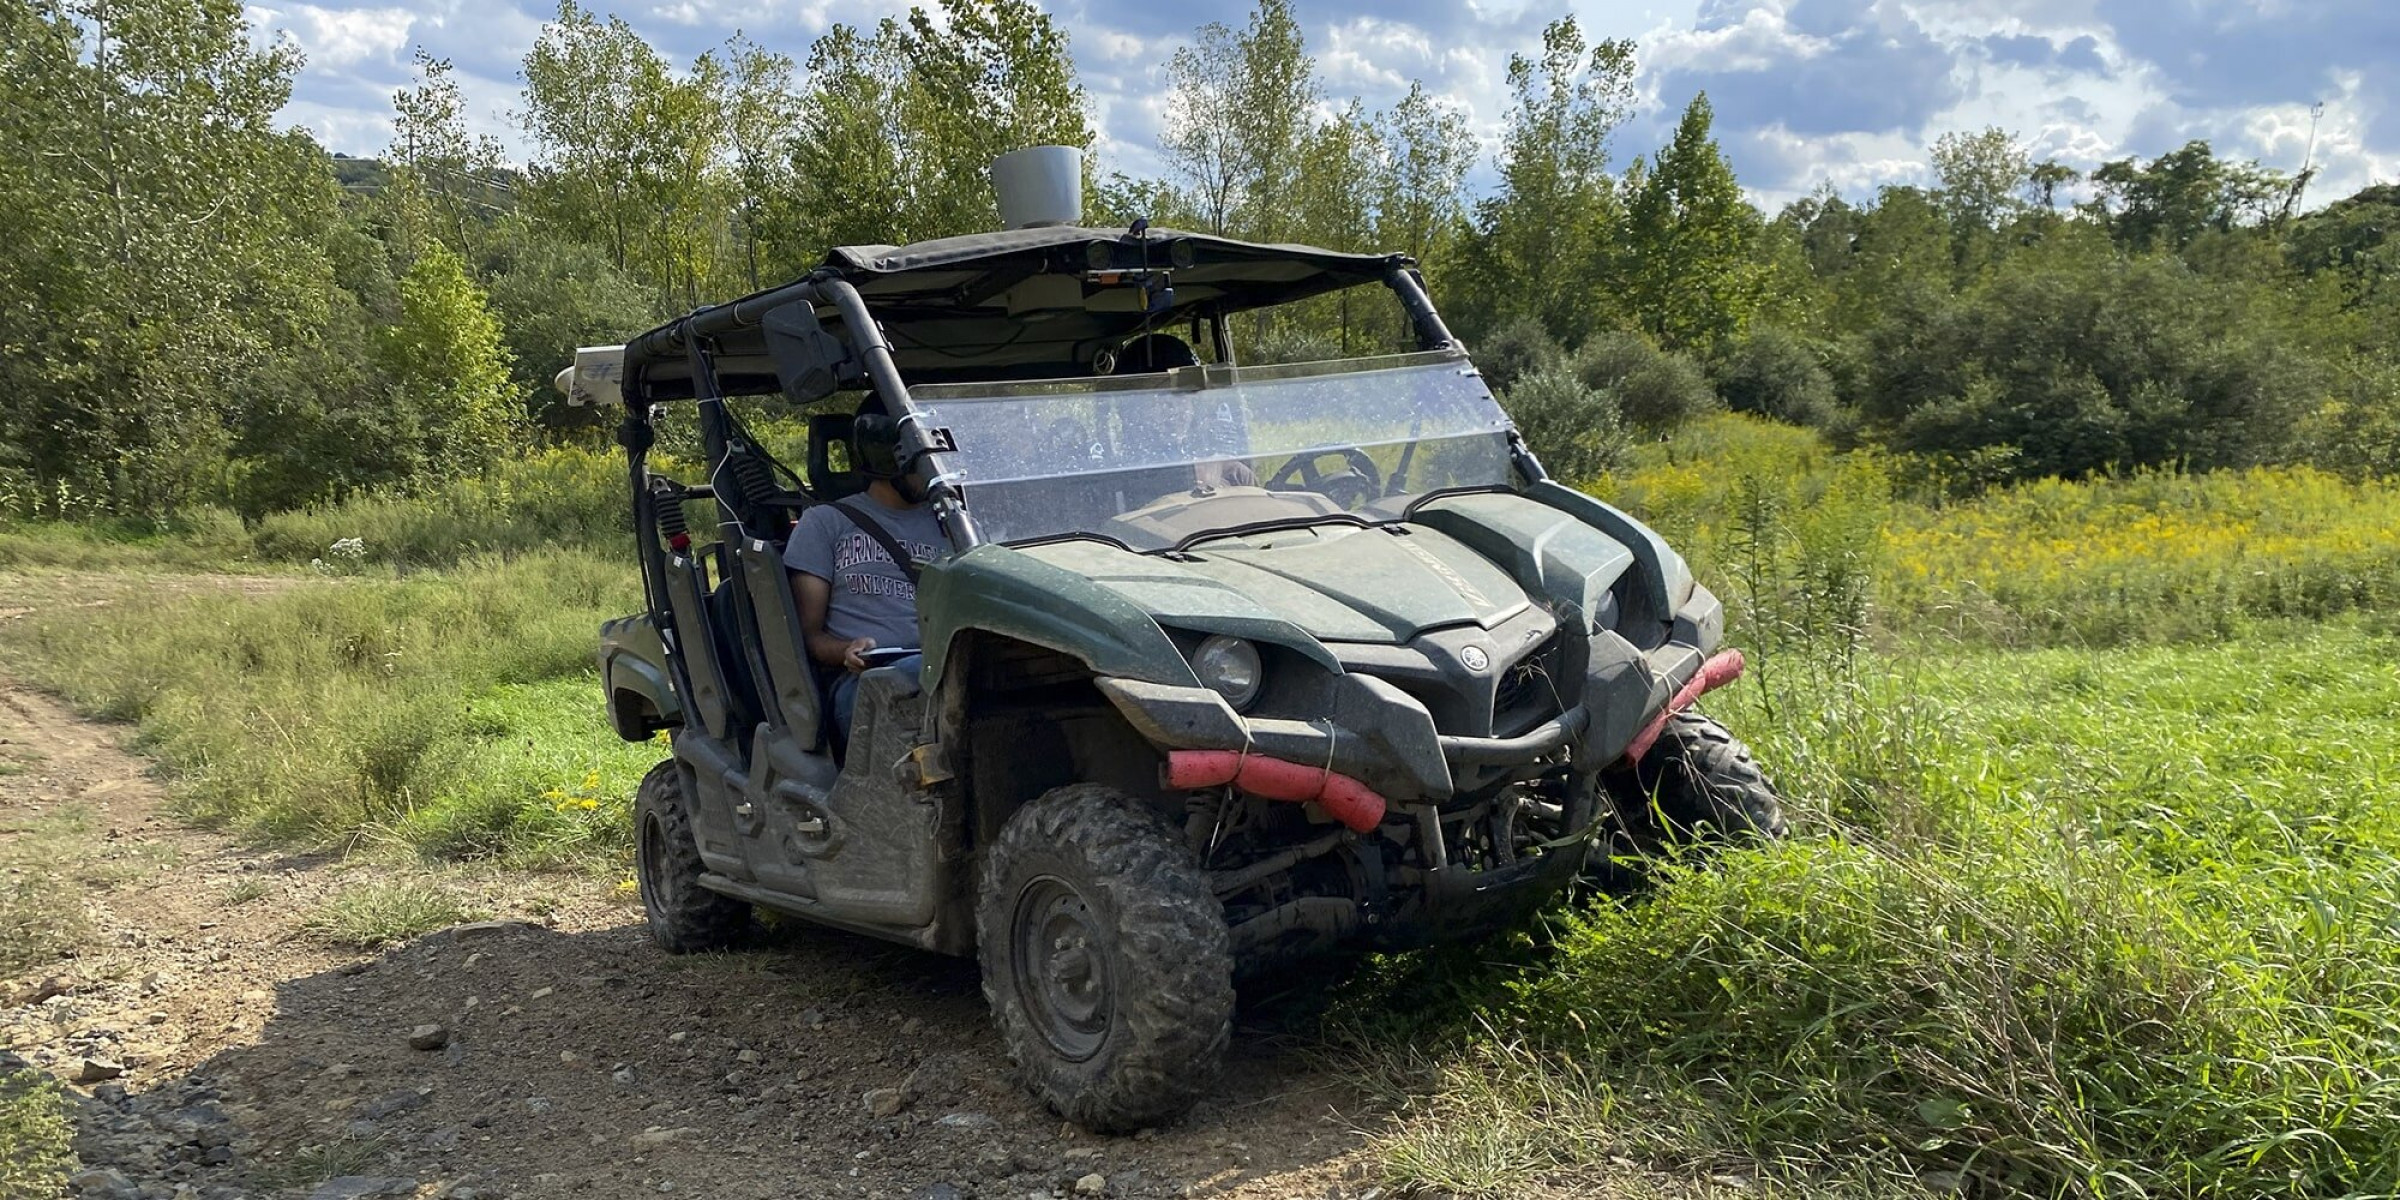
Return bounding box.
[77,1057,126,1083]
[68,1167,139,1199]
[357,1087,430,1120]
[407,1024,449,1051]
[1075,1172,1107,1196]
[307,1179,417,1200]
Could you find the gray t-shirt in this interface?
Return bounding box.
[783,499,947,650]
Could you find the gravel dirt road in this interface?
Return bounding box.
[1,673,1391,1200]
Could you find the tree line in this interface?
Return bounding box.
[2,0,2394,520]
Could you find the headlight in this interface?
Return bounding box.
[1191,635,1263,711]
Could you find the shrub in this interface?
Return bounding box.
[1470,315,1564,395]
[1500,369,1628,487]
[1712,326,1839,426]
[1570,330,1718,436]
[249,446,629,568]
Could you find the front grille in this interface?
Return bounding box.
[1492,632,1565,735]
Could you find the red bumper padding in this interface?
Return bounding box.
[1625,649,1746,763]
[1165,750,1389,833]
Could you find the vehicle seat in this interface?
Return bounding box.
[807,413,867,502]
[705,572,768,738]
[734,537,829,752]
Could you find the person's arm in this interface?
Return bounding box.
[793,570,875,673]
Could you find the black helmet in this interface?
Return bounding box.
[851,402,903,480]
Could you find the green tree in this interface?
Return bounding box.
[1930,127,2029,238]
[786,0,1090,253]
[2028,159,2081,210]
[388,49,504,261]
[719,32,801,290]
[1161,0,1316,240]
[378,244,517,476]
[1459,17,1636,339]
[1620,92,1764,352]
[520,1,731,307]
[1373,82,1477,270]
[0,0,345,515]
[480,218,657,434]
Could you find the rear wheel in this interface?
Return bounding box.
[635,760,750,953]
[976,784,1234,1132]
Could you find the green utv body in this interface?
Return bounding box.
[572,219,1781,1131]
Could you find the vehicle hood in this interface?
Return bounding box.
[1020,524,1532,645]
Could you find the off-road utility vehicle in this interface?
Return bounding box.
[562,150,1783,1131]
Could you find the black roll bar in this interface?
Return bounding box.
[1384,264,1455,353]
[818,278,983,552]
[622,273,983,554]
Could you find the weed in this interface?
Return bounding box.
[0,812,93,976]
[303,879,489,949]
[224,878,269,905]
[0,1068,73,1199]
[249,1134,389,1190]
[0,549,655,866]
[1374,632,2400,1198]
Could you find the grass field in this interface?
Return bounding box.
[0,550,653,868]
[4,417,2399,1195]
[1365,631,2400,1197]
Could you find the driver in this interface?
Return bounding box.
[1111,333,1256,492]
[785,401,944,745]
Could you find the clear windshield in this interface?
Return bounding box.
[911,352,1516,550]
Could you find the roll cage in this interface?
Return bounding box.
[607,225,1525,628]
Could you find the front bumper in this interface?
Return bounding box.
[1098,584,1731,806]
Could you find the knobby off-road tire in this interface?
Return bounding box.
[1588,713,1787,889]
[1622,712,1789,841]
[976,784,1235,1132]
[635,760,750,953]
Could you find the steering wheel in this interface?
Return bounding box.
[1268,448,1384,510]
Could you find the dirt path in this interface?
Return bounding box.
[0,679,1390,1200]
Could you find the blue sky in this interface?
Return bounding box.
[244,0,2400,211]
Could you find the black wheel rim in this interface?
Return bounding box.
[637,811,668,911]
[1010,875,1112,1063]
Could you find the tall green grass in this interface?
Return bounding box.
[1371,631,2400,1198]
[0,549,657,867]
[0,446,636,574]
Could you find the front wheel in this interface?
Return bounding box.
[976,785,1234,1132]
[1589,713,1787,886]
[1626,712,1789,840]
[635,760,751,953]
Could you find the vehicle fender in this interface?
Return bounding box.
[599,614,683,741]
[917,544,1201,688]
[1675,582,1725,656]
[1576,629,1667,770]
[1522,481,1696,626]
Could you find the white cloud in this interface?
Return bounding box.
[247,1,415,70]
[247,0,2398,216]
